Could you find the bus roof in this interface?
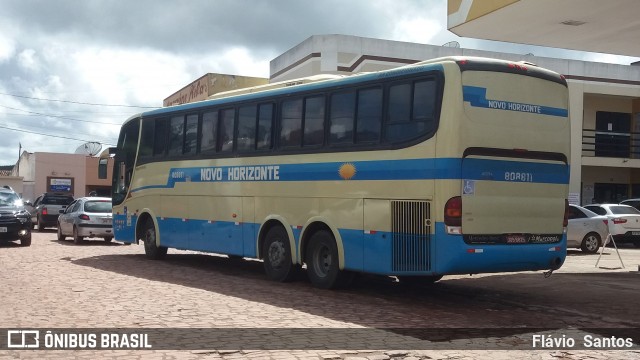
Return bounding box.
[123,56,564,125]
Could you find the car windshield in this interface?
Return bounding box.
[43,196,74,205]
[84,200,112,213]
[0,192,20,206]
[609,205,640,215]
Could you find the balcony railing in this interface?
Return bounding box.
[582,128,640,158]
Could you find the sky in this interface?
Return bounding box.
[1,0,639,166]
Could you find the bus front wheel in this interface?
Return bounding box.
[263,226,299,282]
[143,220,167,260]
[305,230,353,289]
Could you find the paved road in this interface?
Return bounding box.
[0,231,639,359]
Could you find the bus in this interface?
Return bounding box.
[103,56,570,289]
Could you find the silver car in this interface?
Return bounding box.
[567,205,608,253]
[57,197,113,244]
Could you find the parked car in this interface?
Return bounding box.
[25,193,74,231]
[583,204,640,247]
[620,198,640,211]
[0,185,32,246]
[57,197,113,244]
[567,204,608,253]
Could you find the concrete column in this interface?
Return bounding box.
[568,82,584,204]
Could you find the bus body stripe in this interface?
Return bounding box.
[463,86,568,117]
[131,157,569,192]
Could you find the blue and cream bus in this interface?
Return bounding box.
[104,56,570,289]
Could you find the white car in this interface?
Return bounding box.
[567,205,608,253]
[583,204,640,248]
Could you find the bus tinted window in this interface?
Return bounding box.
[153,118,168,156]
[139,119,154,158]
[356,88,382,143]
[238,105,257,152]
[219,109,235,152]
[257,103,273,150]
[330,91,355,144]
[385,80,436,143]
[168,116,184,156]
[201,111,218,154]
[388,83,411,123]
[413,80,436,121]
[303,96,325,147]
[281,99,303,148]
[184,114,198,155]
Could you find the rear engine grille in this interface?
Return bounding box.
[391,200,431,272]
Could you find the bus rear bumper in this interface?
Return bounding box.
[434,225,567,275]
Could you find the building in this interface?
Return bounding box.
[163,73,268,107]
[270,34,640,204]
[12,151,114,202]
[447,0,640,58]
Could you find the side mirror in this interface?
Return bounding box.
[23,201,33,207]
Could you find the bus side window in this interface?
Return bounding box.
[329,91,355,145]
[356,87,382,143]
[413,79,437,130]
[153,118,169,156]
[201,111,218,154]
[218,108,235,152]
[237,105,257,152]
[139,119,155,158]
[280,99,303,148]
[257,103,273,150]
[168,115,185,156]
[303,96,325,147]
[384,80,436,143]
[184,114,198,155]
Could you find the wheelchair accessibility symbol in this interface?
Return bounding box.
[463,180,475,195]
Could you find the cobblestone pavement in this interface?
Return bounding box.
[0,231,639,359]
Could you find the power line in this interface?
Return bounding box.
[0,92,158,109]
[0,104,123,125]
[0,124,116,146]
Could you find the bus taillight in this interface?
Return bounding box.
[563,199,569,227]
[444,196,462,228]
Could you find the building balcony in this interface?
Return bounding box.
[582,128,640,168]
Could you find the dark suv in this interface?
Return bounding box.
[0,186,32,246]
[26,193,74,231]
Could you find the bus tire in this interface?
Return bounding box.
[263,226,299,282]
[305,230,352,289]
[142,220,167,260]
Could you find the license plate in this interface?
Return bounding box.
[633,232,640,236]
[506,235,527,244]
[102,218,111,224]
[0,227,6,233]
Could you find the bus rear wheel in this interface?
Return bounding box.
[305,230,353,289]
[143,220,167,260]
[263,226,299,282]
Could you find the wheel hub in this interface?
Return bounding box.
[268,241,286,268]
